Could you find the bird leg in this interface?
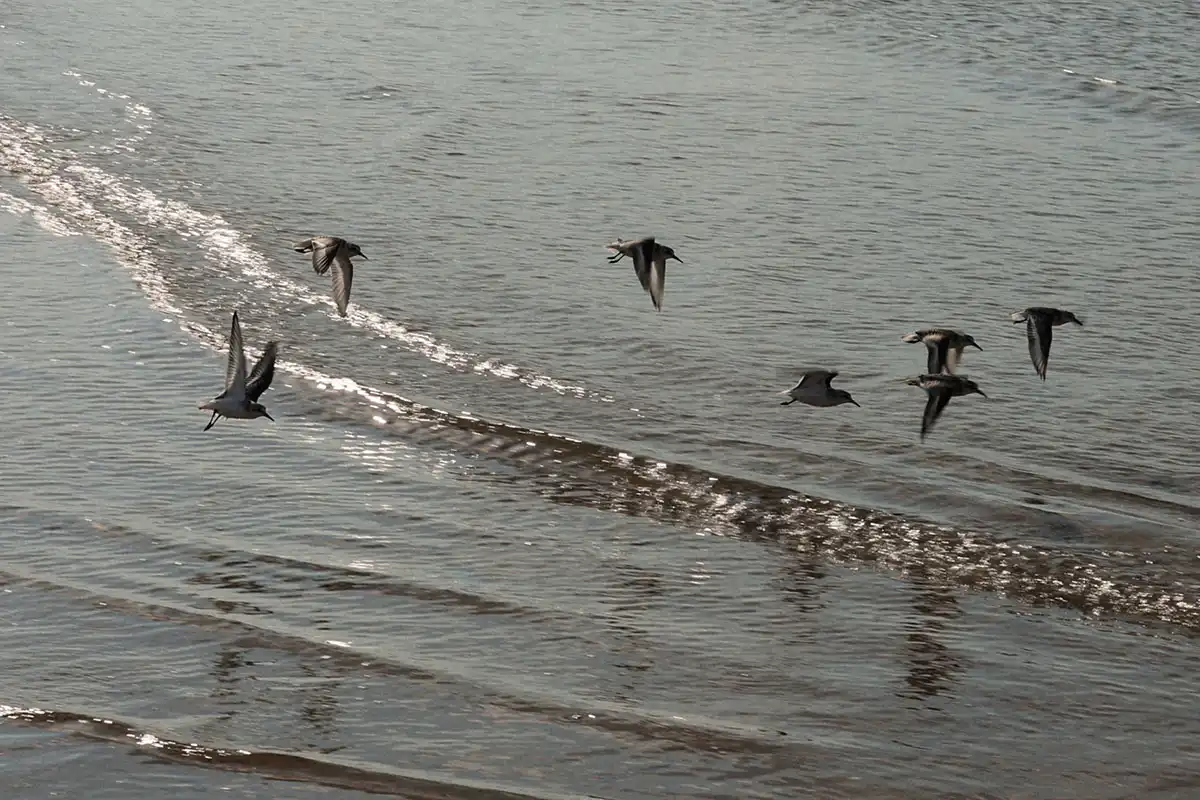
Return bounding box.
[779,399,796,406]
[203,411,220,431]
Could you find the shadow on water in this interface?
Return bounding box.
[900,579,966,701]
[296,659,347,754]
[597,561,665,705]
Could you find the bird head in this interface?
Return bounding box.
[1063,311,1083,326]
[965,380,988,399]
[663,245,683,263]
[349,243,368,260]
[963,334,983,351]
[251,403,275,421]
[836,390,860,407]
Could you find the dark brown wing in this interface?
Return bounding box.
[245,341,278,402]
[648,253,666,312]
[311,237,343,275]
[926,335,950,374]
[1027,315,1053,380]
[225,310,246,393]
[630,238,655,296]
[920,386,955,441]
[331,255,353,316]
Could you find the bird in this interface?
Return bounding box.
[779,370,860,408]
[293,236,368,317]
[1011,307,1083,380]
[605,236,682,312]
[906,373,987,441]
[198,310,278,432]
[901,328,982,375]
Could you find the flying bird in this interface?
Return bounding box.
[779,369,860,408]
[199,310,278,432]
[901,328,982,374]
[1011,307,1083,380]
[605,236,682,312]
[293,236,368,317]
[906,373,987,441]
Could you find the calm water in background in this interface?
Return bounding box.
[2,0,1200,797]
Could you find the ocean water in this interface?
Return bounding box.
[2,0,1199,797]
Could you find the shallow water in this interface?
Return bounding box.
[2,0,1199,797]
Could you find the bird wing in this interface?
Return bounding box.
[310,237,342,275]
[292,236,321,255]
[649,252,666,312]
[796,369,838,387]
[926,335,950,374]
[225,310,248,399]
[245,341,278,402]
[331,252,354,316]
[1027,315,1053,380]
[946,345,964,374]
[920,385,955,441]
[783,369,838,395]
[630,238,654,294]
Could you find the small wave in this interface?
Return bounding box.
[232,356,1200,634]
[776,1,1200,130]
[0,190,79,237]
[0,173,183,317]
[1,82,611,402]
[97,181,608,400]
[0,560,795,759]
[0,706,588,799]
[346,84,410,102]
[57,69,153,154]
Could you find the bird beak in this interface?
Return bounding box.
[264,411,275,421]
[971,343,983,351]
[976,390,989,399]
[359,254,369,260]
[670,254,683,263]
[850,399,861,407]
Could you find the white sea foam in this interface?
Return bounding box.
[0,72,613,404]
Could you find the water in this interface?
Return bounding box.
[2,0,1199,796]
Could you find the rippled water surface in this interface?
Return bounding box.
[2,0,1199,797]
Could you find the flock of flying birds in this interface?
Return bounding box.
[777,304,1089,441]
[780,305,1084,440]
[198,234,1084,442]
